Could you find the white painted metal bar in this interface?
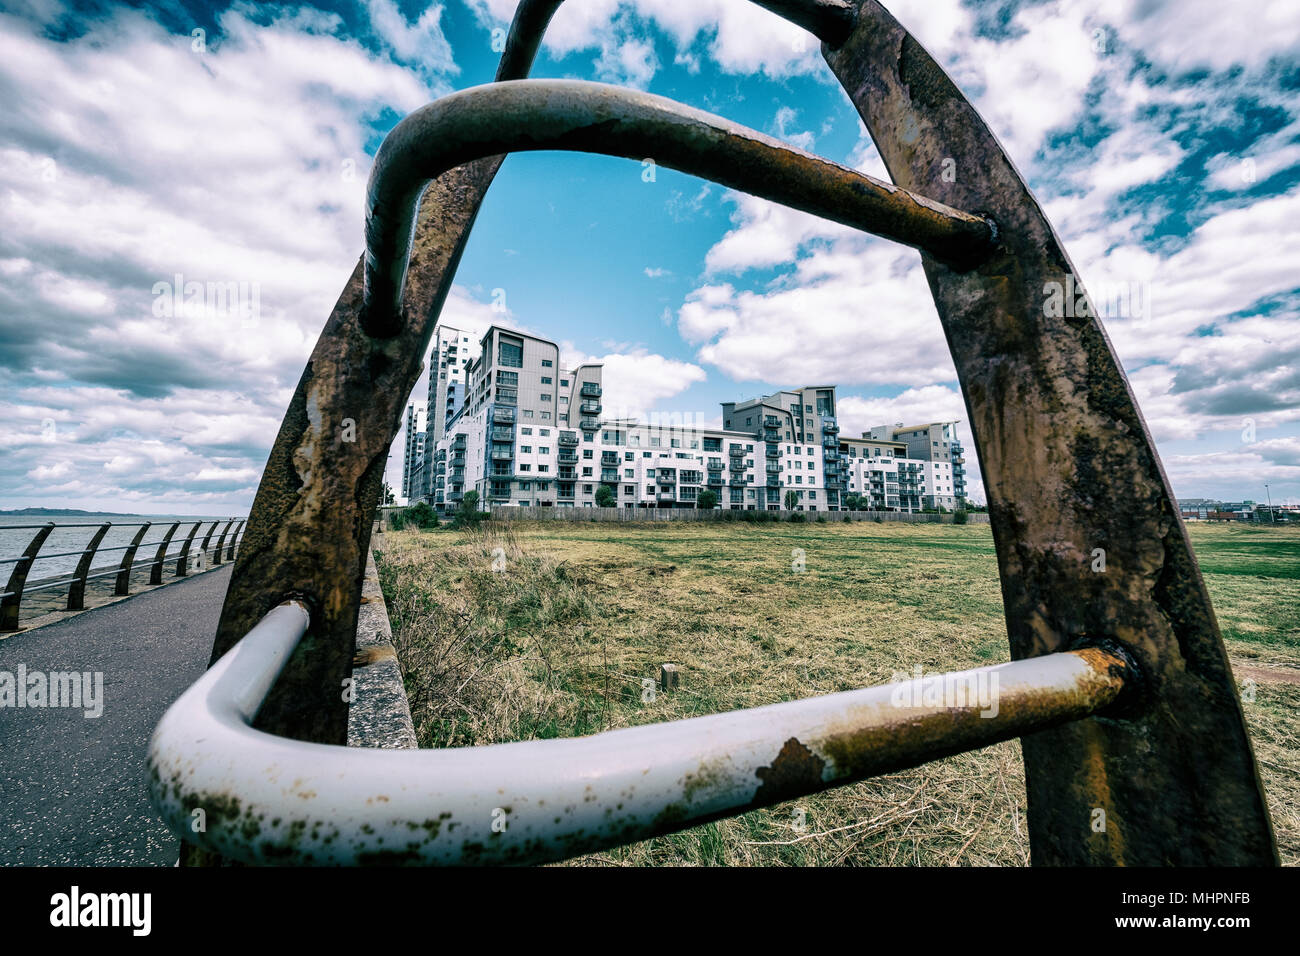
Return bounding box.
[148,602,1132,866]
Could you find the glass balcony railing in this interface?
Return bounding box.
[580,383,602,397]
[558,431,579,446]
[579,417,600,430]
[580,401,602,415]
[491,407,515,424]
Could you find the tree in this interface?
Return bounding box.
[844,493,862,511]
[696,488,718,510]
[784,489,799,511]
[406,501,438,529]
[595,484,617,507]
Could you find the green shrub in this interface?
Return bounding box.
[953,510,969,525]
[406,501,439,529]
[816,515,827,523]
[788,512,806,523]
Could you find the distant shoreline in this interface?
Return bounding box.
[0,507,146,517]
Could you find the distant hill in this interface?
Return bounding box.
[0,507,145,517]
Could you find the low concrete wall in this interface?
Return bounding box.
[491,505,988,524]
[346,548,417,749]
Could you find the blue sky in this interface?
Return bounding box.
[1,0,1298,513]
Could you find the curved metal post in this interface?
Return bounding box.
[211,520,235,566]
[822,0,1274,864]
[199,520,220,561]
[67,523,111,611]
[175,521,203,576]
[1,523,55,631]
[149,522,181,585]
[114,523,152,595]
[360,80,994,334]
[225,520,245,562]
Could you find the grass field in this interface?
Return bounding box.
[376,519,1299,866]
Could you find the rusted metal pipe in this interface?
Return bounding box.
[360,80,996,336]
[497,1,855,81]
[149,602,1134,866]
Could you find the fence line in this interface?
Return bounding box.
[0,517,247,631]
[490,506,989,524]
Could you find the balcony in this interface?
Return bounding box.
[491,407,515,424]
[558,450,578,464]
[491,426,513,442]
[767,477,780,487]
[823,418,839,433]
[680,471,702,484]
[730,476,750,486]
[765,463,780,474]
[707,459,724,471]
[601,452,619,465]
[729,443,745,454]
[765,446,780,458]
[495,388,518,406]
[579,417,600,431]
[452,434,467,448]
[580,400,602,415]
[762,427,780,441]
[557,484,575,499]
[763,416,781,427]
[558,467,576,480]
[657,492,676,502]
[824,449,842,461]
[600,469,620,483]
[559,431,579,447]
[708,475,724,486]
[580,382,602,397]
[447,490,464,501]
[491,447,513,461]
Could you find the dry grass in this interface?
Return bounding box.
[376,519,1299,866]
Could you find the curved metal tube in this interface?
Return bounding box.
[150,602,1129,865]
[360,79,996,335]
[497,0,855,81]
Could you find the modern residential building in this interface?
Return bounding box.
[418,324,481,501]
[864,421,967,510]
[408,323,973,513]
[400,402,426,501]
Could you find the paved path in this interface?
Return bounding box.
[0,565,229,865]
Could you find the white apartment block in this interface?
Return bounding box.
[409,324,972,513]
[401,402,426,501]
[864,421,968,510]
[418,324,481,500]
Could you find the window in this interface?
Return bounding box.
[540,429,550,436]
[539,446,550,455]
[541,393,552,402]
[522,409,534,418]
[625,469,634,478]
[542,376,552,385]
[521,481,531,490]
[583,449,594,459]
[538,464,549,473]
[623,485,634,495]
[560,379,569,387]
[521,427,533,435]
[498,371,518,386]
[583,468,592,477]
[519,463,531,472]
[542,359,553,367]
[541,411,551,420]
[498,336,523,368]
[624,452,634,461]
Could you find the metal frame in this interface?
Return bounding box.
[150,600,1133,865]
[174,0,1276,865]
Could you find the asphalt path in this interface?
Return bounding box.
[0,565,229,865]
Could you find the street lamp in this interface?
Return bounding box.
[1265,484,1276,524]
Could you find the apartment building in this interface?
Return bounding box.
[418,325,481,500]
[401,402,426,501]
[722,386,846,510]
[864,421,967,510]
[405,323,972,513]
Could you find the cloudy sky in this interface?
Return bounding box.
[2,0,1297,513]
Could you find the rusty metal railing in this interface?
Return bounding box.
[149,601,1138,864]
[0,518,247,631]
[167,0,1277,866]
